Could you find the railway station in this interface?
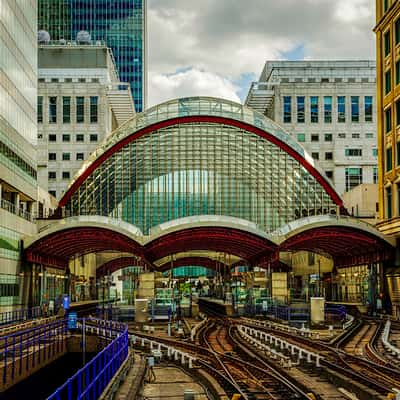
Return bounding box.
[1,97,399,399]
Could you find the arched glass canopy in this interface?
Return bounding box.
[60,97,342,234]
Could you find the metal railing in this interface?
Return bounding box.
[47,319,129,400]
[1,319,67,388]
[0,198,33,222]
[0,306,43,326]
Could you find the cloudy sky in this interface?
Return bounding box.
[147,0,375,107]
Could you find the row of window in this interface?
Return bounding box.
[383,17,400,58]
[296,132,374,143]
[283,96,373,124]
[39,77,100,84]
[309,148,376,161]
[48,171,71,180]
[385,142,400,172]
[384,97,400,134]
[48,152,85,161]
[38,96,98,124]
[41,133,98,143]
[385,184,400,219]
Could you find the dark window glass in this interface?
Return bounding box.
[90,96,98,123]
[326,171,333,179]
[310,96,318,123]
[90,134,98,142]
[373,166,378,184]
[311,152,319,160]
[398,184,400,216]
[387,147,393,171]
[345,168,362,191]
[76,153,84,161]
[337,96,345,123]
[387,186,392,218]
[351,96,359,122]
[364,96,373,122]
[49,96,57,123]
[397,61,400,85]
[62,152,70,161]
[49,134,56,142]
[63,96,71,123]
[48,171,56,179]
[396,100,400,126]
[76,134,84,142]
[324,133,333,142]
[325,152,333,160]
[76,96,85,123]
[38,96,43,123]
[297,96,305,123]
[397,141,400,166]
[384,30,391,57]
[62,171,70,180]
[384,0,389,12]
[386,107,392,133]
[48,153,56,161]
[62,134,70,142]
[311,134,319,142]
[396,18,400,44]
[49,190,56,197]
[324,96,332,123]
[283,96,291,123]
[385,70,392,95]
[345,149,362,157]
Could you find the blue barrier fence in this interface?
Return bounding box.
[1,319,67,387]
[47,319,129,400]
[0,306,43,326]
[325,304,346,322]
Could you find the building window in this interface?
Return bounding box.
[76,96,85,123]
[90,134,98,142]
[49,134,56,142]
[62,152,70,161]
[364,96,373,122]
[373,166,378,184]
[326,171,333,179]
[397,141,400,165]
[49,190,56,198]
[398,184,400,216]
[345,167,362,191]
[62,134,70,142]
[310,96,318,123]
[283,96,291,123]
[311,134,319,142]
[325,152,333,160]
[49,96,57,123]
[311,152,319,160]
[48,171,56,180]
[345,149,362,157]
[384,0,389,12]
[76,134,84,142]
[387,186,392,219]
[63,97,71,123]
[324,96,332,123]
[385,107,392,133]
[90,96,98,123]
[366,133,374,139]
[62,171,70,180]
[385,70,392,95]
[387,147,393,171]
[297,133,305,142]
[397,61,400,85]
[384,30,391,57]
[338,133,346,138]
[76,153,84,161]
[48,153,56,161]
[324,133,332,142]
[337,96,345,123]
[372,148,378,157]
[351,96,359,122]
[38,96,43,123]
[352,133,360,139]
[396,18,400,44]
[297,96,305,123]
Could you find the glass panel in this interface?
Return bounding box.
[387,186,392,218]
[351,96,359,122]
[364,96,373,122]
[283,96,291,123]
[386,107,392,133]
[385,70,391,95]
[337,96,345,123]
[297,96,305,123]
[76,96,84,123]
[38,96,43,123]
[49,96,57,123]
[384,30,391,57]
[324,96,332,123]
[387,147,393,171]
[90,96,98,123]
[310,96,318,123]
[63,96,71,123]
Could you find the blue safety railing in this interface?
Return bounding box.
[0,306,43,326]
[1,319,67,387]
[47,319,129,400]
[325,304,346,322]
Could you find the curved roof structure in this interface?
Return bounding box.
[58,97,342,234]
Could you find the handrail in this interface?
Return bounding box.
[47,318,129,400]
[381,320,400,358]
[0,306,43,327]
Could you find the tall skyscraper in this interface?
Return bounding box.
[0,1,38,309]
[38,0,147,112]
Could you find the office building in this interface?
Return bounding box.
[38,41,135,199]
[38,0,147,112]
[0,1,38,309]
[245,60,377,195]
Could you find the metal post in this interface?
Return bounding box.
[83,318,86,366]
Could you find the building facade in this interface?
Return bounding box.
[245,61,377,196]
[38,42,135,199]
[0,1,38,309]
[375,0,400,317]
[38,0,147,112]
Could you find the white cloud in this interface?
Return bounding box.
[147,0,375,106]
[149,68,240,107]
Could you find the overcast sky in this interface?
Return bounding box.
[147,0,375,107]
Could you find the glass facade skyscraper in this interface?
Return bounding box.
[38,0,146,112]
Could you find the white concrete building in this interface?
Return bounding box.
[245,61,377,195]
[38,41,135,199]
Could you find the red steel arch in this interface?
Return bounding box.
[58,116,343,209]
